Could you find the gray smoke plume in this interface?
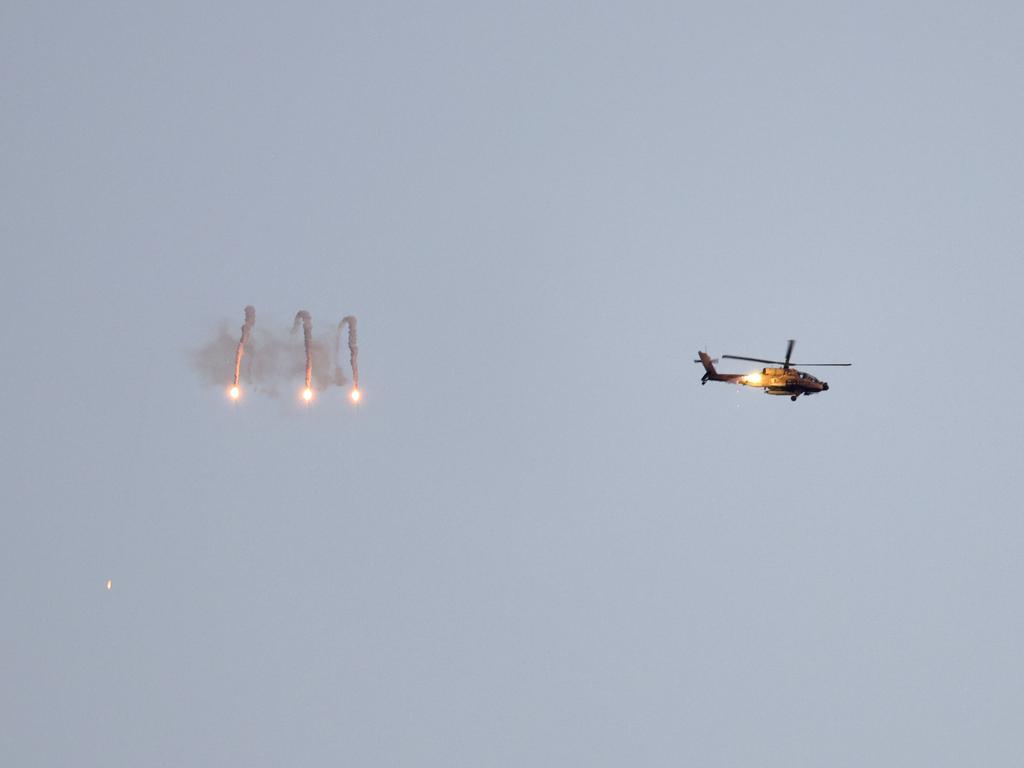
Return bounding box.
[232,305,256,387]
[336,315,359,390]
[192,309,331,400]
[292,310,313,390]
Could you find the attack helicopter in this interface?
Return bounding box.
[696,340,850,401]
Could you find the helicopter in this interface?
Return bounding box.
[695,340,851,401]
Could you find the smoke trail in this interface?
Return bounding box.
[292,310,313,390]
[192,309,333,402]
[232,305,256,388]
[338,315,359,390]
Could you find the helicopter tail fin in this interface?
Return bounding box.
[696,351,719,383]
[696,349,746,386]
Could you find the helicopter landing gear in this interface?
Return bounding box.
[790,395,799,402]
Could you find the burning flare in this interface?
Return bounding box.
[337,315,360,404]
[292,310,314,393]
[232,305,256,394]
[229,385,240,400]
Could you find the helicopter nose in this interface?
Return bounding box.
[823,382,829,391]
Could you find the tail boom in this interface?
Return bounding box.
[697,351,744,385]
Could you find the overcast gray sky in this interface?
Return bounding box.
[3,2,1024,765]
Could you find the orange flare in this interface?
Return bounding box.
[302,387,313,402]
[229,386,240,400]
[350,388,361,403]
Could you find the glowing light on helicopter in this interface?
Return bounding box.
[350,388,361,403]
[744,372,763,385]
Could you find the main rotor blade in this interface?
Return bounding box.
[721,355,784,365]
[721,355,852,367]
[783,339,795,369]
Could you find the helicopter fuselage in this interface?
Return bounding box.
[738,367,829,397]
